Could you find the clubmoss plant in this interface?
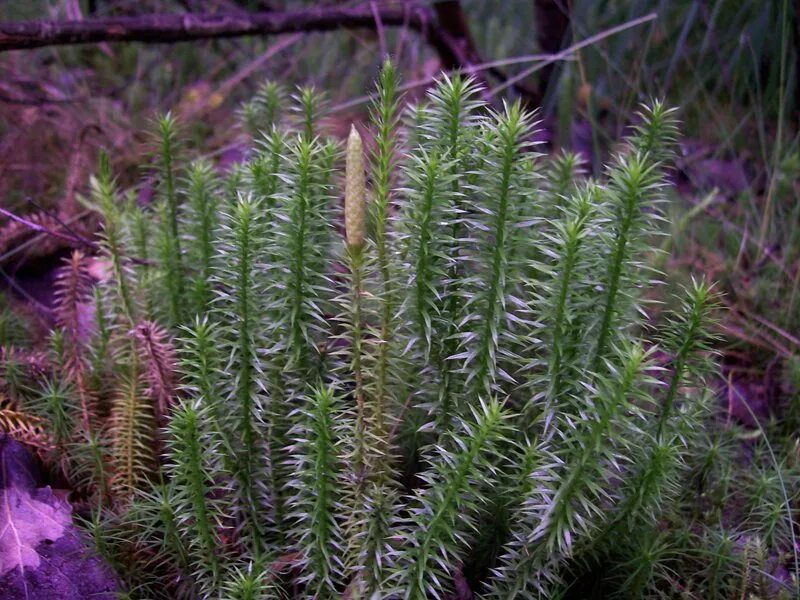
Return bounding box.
[3,63,799,600]
[240,80,286,139]
[286,384,345,597]
[155,113,188,324]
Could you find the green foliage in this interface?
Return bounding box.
[90,151,138,326]
[164,398,229,588]
[6,64,798,600]
[399,398,510,600]
[182,160,220,316]
[286,384,345,597]
[240,81,286,138]
[108,368,155,500]
[457,99,538,403]
[212,194,270,544]
[154,112,186,326]
[0,296,28,349]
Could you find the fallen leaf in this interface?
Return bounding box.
[0,435,119,599]
[0,485,71,576]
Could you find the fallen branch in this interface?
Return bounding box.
[0,5,435,53]
[0,207,151,267]
[0,3,541,103]
[0,207,93,252]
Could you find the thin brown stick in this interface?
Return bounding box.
[0,207,92,249]
[0,3,543,104]
[0,207,152,267]
[0,5,433,54]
